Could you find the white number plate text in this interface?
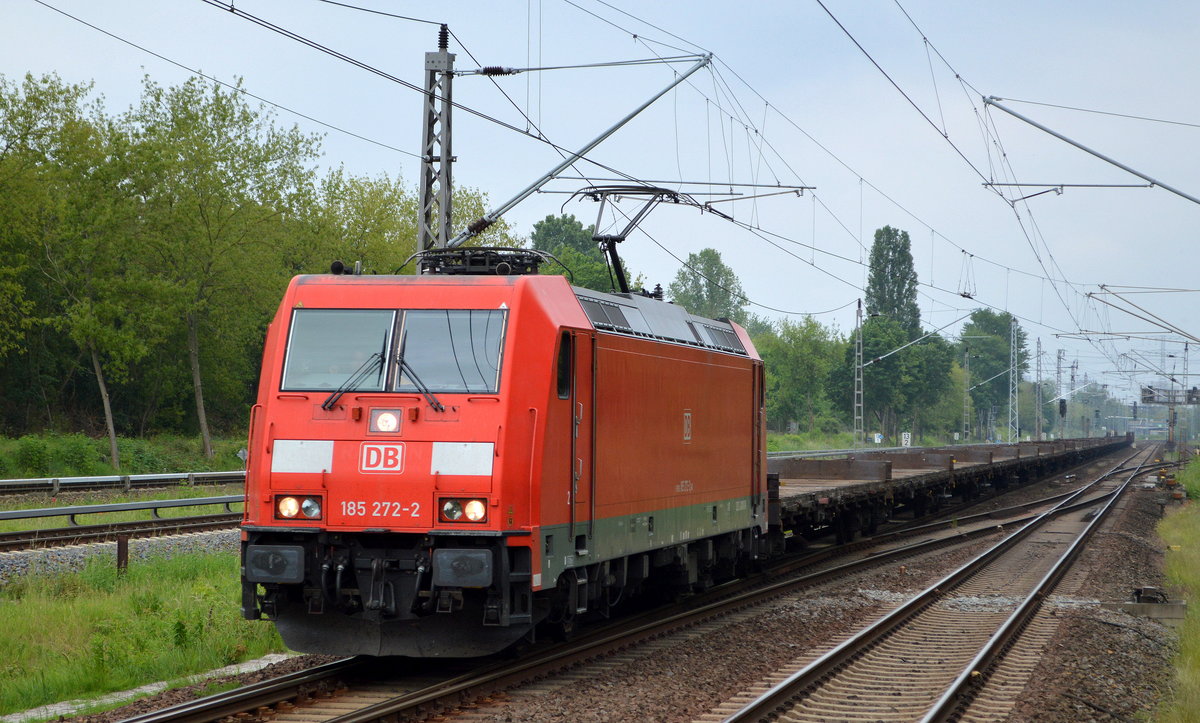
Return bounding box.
[339,500,422,518]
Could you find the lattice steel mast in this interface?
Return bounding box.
[1008,318,1019,443]
[854,299,864,448]
[418,25,455,250]
[962,347,971,443]
[1035,338,1043,441]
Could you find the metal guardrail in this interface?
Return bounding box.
[0,470,245,494]
[0,495,243,525]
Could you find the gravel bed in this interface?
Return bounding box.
[1004,482,1178,721]
[64,654,345,723]
[0,529,239,585]
[436,539,1004,723]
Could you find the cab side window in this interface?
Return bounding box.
[556,332,571,399]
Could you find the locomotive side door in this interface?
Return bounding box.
[568,330,596,552]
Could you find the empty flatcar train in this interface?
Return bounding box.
[240,249,767,656]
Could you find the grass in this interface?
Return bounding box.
[0,551,284,717]
[765,431,960,452]
[0,433,247,479]
[767,432,853,451]
[1155,457,1200,722]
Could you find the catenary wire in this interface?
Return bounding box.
[571,0,1144,369]
[31,0,423,159]
[1000,97,1200,130]
[812,0,992,184]
[315,0,442,26]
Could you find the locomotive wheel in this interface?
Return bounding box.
[543,571,578,641]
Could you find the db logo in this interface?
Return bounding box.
[360,443,405,473]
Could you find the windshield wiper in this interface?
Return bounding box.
[321,352,384,410]
[398,357,445,412]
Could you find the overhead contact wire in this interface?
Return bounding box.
[31,0,423,159]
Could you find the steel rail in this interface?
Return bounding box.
[0,495,242,523]
[922,450,1157,721]
[118,657,368,723]
[0,513,242,552]
[724,446,1146,722]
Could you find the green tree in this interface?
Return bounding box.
[901,333,954,438]
[923,360,968,441]
[1018,378,1058,439]
[959,309,1027,439]
[530,213,635,292]
[667,248,748,323]
[830,316,909,439]
[755,317,842,432]
[0,74,95,359]
[36,104,179,468]
[860,317,910,438]
[305,169,418,274]
[740,313,776,338]
[119,76,321,457]
[0,71,527,444]
[865,226,921,337]
[0,73,164,455]
[531,213,594,256]
[448,186,520,249]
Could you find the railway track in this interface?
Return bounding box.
[0,513,241,552]
[714,446,1154,722]
[117,450,1151,723]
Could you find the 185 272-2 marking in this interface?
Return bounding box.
[340,500,421,518]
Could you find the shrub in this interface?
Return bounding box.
[119,439,170,474]
[59,434,99,475]
[15,436,51,477]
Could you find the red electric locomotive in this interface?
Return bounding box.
[240,249,767,656]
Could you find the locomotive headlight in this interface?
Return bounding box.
[439,498,488,523]
[369,409,402,433]
[440,499,464,521]
[464,499,487,522]
[275,495,322,520]
[276,496,301,518]
[300,497,322,519]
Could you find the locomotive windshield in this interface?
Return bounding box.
[279,308,506,394]
[397,309,506,394]
[281,309,395,391]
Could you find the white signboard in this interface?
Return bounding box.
[901,432,912,447]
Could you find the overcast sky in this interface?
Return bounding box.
[4,0,1198,404]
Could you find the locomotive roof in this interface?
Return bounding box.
[572,286,749,357]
